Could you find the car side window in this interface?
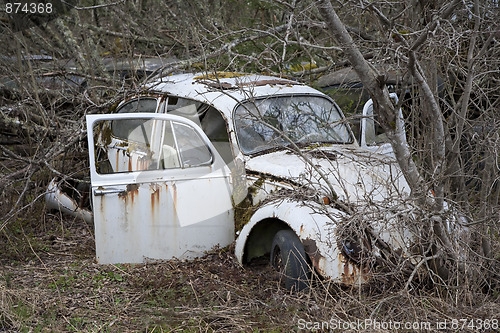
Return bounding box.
[364,113,387,146]
[163,96,233,164]
[200,107,233,164]
[117,97,158,113]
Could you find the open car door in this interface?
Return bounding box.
[86,113,234,264]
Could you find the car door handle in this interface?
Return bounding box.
[94,188,125,196]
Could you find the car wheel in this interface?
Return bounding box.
[270,229,311,291]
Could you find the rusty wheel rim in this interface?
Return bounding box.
[272,246,284,274]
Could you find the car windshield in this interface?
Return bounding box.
[234,95,353,154]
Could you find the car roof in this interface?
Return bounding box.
[146,72,328,117]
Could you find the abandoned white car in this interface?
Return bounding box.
[46,72,414,291]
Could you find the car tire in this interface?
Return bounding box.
[270,229,311,291]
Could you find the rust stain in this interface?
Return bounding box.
[128,155,132,171]
[342,252,359,285]
[338,252,371,286]
[116,150,120,171]
[303,236,370,285]
[343,258,355,285]
[172,183,177,215]
[339,252,356,285]
[119,183,139,205]
[150,184,160,213]
[302,238,324,275]
[136,156,151,171]
[130,189,137,205]
[337,252,343,283]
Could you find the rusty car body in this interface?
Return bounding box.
[46,72,415,291]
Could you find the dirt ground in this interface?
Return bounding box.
[1,208,499,332]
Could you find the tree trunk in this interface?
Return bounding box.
[315,0,426,200]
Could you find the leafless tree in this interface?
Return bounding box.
[313,0,499,284]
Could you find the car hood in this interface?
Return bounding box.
[244,146,410,203]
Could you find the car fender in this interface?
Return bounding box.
[45,178,93,223]
[235,199,370,285]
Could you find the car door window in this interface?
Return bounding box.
[112,97,158,143]
[173,122,212,167]
[111,118,154,145]
[95,118,213,173]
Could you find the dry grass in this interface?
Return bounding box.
[1,210,499,332]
